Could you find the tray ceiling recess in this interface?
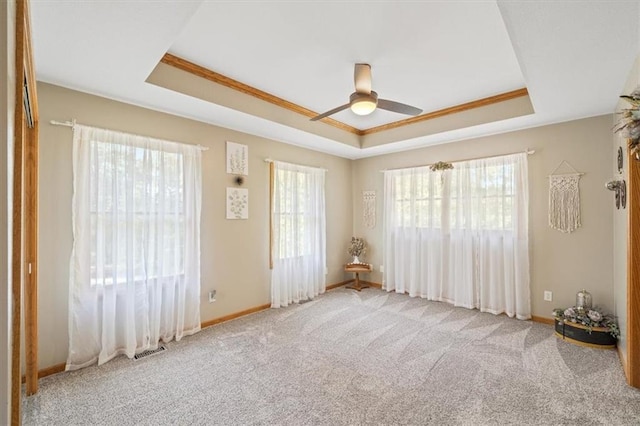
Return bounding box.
[148,54,533,150]
[31,1,638,158]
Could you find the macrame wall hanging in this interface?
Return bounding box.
[548,160,583,233]
[363,190,376,229]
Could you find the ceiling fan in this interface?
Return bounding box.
[310,63,423,121]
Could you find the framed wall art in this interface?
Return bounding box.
[226,187,248,219]
[226,141,248,175]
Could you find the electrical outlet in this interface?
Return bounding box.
[544,291,552,302]
[208,290,217,303]
[380,265,384,273]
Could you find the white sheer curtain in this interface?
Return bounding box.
[67,125,202,370]
[271,161,326,308]
[383,153,530,319]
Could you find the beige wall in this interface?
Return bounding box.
[37,83,353,369]
[351,115,614,319]
[38,81,616,372]
[0,0,15,422]
[613,55,640,367]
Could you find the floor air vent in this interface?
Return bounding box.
[133,345,167,361]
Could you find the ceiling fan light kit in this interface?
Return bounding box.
[311,63,422,121]
[350,91,378,116]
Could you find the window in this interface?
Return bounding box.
[392,167,443,229]
[67,124,202,370]
[390,162,515,231]
[448,162,516,231]
[270,161,326,308]
[88,141,185,285]
[383,153,530,319]
[273,168,310,259]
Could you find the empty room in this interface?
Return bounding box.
[2,0,640,424]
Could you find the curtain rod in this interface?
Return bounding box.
[49,119,210,151]
[379,149,536,172]
[264,158,328,172]
[50,119,75,127]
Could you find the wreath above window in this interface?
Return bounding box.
[429,161,454,172]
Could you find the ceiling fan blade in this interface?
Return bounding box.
[354,63,372,94]
[377,99,422,116]
[310,103,350,121]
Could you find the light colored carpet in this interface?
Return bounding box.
[23,288,640,425]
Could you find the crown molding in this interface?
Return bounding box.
[360,88,529,136]
[161,53,362,135]
[160,53,529,141]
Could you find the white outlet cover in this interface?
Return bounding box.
[543,291,552,302]
[380,265,384,273]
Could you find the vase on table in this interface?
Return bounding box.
[576,289,592,310]
[347,237,366,265]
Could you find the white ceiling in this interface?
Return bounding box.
[169,1,525,129]
[31,1,639,159]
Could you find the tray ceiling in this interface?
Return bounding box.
[30,1,639,159]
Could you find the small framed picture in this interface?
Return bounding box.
[226,141,248,176]
[226,187,248,219]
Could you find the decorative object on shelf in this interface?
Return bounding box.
[234,175,245,186]
[226,141,248,175]
[363,190,376,229]
[614,87,640,160]
[226,187,248,219]
[548,160,583,233]
[605,179,627,209]
[575,289,593,309]
[429,161,454,172]
[553,305,619,348]
[347,237,367,264]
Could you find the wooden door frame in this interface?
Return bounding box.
[11,0,38,423]
[10,3,24,418]
[627,148,640,387]
[22,0,38,397]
